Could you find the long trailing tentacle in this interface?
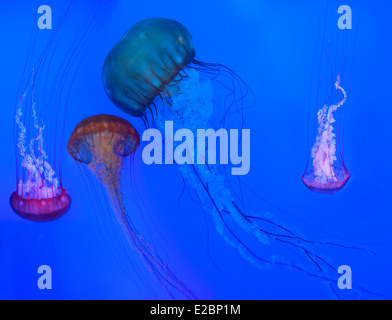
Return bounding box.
[154,64,383,299]
[108,180,197,300]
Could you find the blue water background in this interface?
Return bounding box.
[0,0,391,299]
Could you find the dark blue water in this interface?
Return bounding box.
[0,0,391,300]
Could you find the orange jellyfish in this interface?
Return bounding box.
[67,114,196,299]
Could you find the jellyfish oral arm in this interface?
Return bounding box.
[15,82,60,199]
[310,76,347,184]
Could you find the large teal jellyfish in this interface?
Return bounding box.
[103,18,374,298]
[103,18,195,118]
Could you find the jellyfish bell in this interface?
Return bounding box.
[67,114,140,194]
[302,170,351,194]
[302,169,351,194]
[102,17,196,117]
[9,187,70,223]
[67,114,140,166]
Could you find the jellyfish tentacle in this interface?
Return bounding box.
[105,175,197,300]
[187,161,344,285]
[232,200,373,255]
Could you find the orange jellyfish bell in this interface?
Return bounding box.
[67,114,139,166]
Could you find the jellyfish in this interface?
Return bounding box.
[10,71,71,222]
[302,76,351,194]
[11,0,116,222]
[301,0,357,194]
[102,17,375,298]
[67,114,196,300]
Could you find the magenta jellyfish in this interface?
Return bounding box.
[67,114,196,299]
[11,64,71,222]
[11,1,116,221]
[100,17,379,298]
[301,0,356,195]
[302,75,351,194]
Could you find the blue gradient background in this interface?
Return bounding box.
[0,0,391,299]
